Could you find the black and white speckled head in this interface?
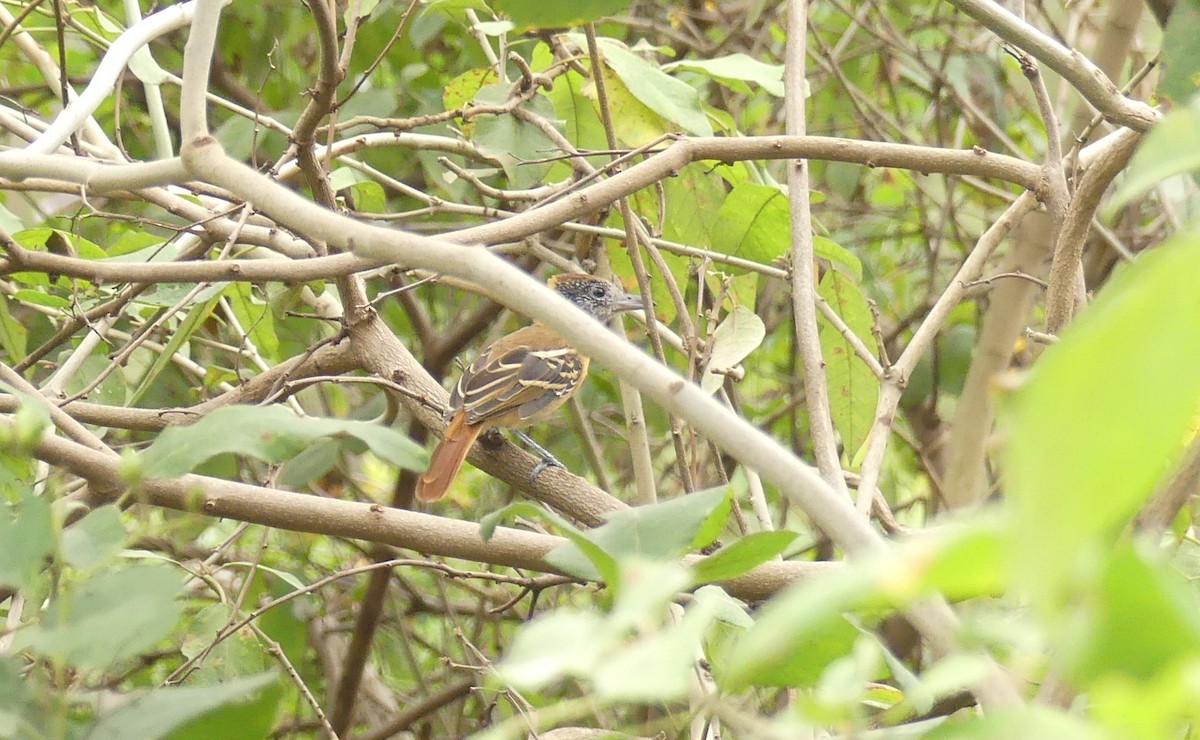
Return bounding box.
[548,273,643,322]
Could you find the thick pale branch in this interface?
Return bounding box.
[178,137,1022,707]
[181,135,879,543]
[0,361,115,458]
[0,321,630,527]
[179,0,225,141]
[0,240,365,283]
[27,1,202,155]
[29,430,837,602]
[0,152,189,191]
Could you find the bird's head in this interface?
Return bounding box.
[548,273,643,322]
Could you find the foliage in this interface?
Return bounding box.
[1,0,1200,738]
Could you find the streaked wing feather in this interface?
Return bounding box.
[455,345,584,425]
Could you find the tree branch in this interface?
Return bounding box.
[786,0,848,501]
[178,136,1023,708]
[28,428,837,602]
[943,0,1158,131]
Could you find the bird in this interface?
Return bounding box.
[415,273,643,502]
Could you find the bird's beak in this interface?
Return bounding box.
[614,290,646,313]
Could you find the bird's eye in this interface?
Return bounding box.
[590,284,608,299]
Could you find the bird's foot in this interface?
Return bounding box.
[528,455,565,484]
[512,430,565,484]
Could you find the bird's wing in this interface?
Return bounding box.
[452,340,586,426]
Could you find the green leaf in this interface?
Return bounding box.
[135,280,227,308]
[62,353,127,407]
[923,705,1099,740]
[345,0,379,22]
[817,271,879,459]
[0,492,53,589]
[128,295,219,406]
[233,562,306,592]
[502,560,715,701]
[915,522,1009,600]
[139,405,428,478]
[568,34,713,137]
[601,487,733,558]
[179,604,269,682]
[168,680,281,740]
[328,166,363,192]
[226,282,279,358]
[0,656,32,737]
[482,501,619,584]
[545,68,607,153]
[717,554,894,691]
[606,559,693,631]
[277,437,341,487]
[0,200,23,234]
[692,530,799,584]
[60,505,125,571]
[17,564,185,670]
[422,0,492,22]
[597,40,712,137]
[0,452,36,502]
[70,232,117,260]
[594,593,714,701]
[664,53,785,97]
[87,672,277,740]
[1107,95,1200,212]
[664,162,728,251]
[701,306,766,394]
[712,183,790,268]
[349,180,386,212]
[104,230,165,257]
[1090,659,1200,740]
[584,61,671,146]
[12,289,69,309]
[471,84,558,189]
[498,610,610,689]
[1067,544,1200,685]
[546,487,732,579]
[0,393,50,455]
[690,485,733,550]
[11,227,104,260]
[1000,232,1200,610]
[1159,0,1200,104]
[692,584,754,628]
[6,270,49,288]
[0,296,27,361]
[328,167,387,213]
[496,0,634,29]
[814,235,863,281]
[443,67,498,112]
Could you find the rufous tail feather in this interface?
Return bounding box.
[415,414,481,501]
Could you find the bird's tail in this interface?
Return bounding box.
[416,414,481,501]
